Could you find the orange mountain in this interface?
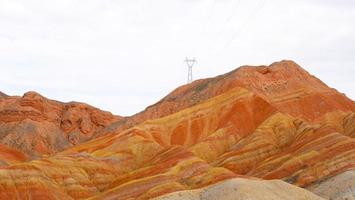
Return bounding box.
[0,60,353,200]
[0,91,121,160]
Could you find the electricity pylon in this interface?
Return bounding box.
[184,57,197,83]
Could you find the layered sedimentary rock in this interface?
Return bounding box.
[101,60,354,135]
[0,91,120,159]
[0,60,353,199]
[0,144,28,166]
[213,111,355,186]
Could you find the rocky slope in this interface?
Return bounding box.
[0,91,120,160]
[0,144,28,165]
[0,60,353,200]
[307,170,355,200]
[154,178,325,200]
[101,60,354,134]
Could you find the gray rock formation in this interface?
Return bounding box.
[307,170,355,200]
[154,178,325,200]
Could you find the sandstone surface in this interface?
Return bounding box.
[0,60,353,199]
[101,60,354,135]
[307,170,355,200]
[0,91,120,159]
[154,178,325,200]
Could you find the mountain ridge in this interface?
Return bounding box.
[0,60,353,200]
[99,60,354,136]
[0,91,121,160]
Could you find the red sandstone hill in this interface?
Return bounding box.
[0,91,121,160]
[0,60,353,200]
[99,60,354,134]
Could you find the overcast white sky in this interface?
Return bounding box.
[1,0,354,116]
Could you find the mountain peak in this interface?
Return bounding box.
[124,60,353,128]
[22,91,45,99]
[0,60,353,200]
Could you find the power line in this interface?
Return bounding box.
[215,0,242,39]
[206,0,217,23]
[219,0,267,52]
[205,0,242,52]
[200,0,218,52]
[182,0,267,83]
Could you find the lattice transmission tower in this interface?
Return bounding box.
[184,57,197,83]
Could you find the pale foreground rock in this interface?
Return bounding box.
[307,170,355,200]
[154,178,325,200]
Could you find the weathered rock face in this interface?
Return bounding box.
[213,111,355,188]
[0,60,353,200]
[102,60,354,135]
[0,144,28,166]
[154,178,325,200]
[307,170,355,200]
[0,91,120,159]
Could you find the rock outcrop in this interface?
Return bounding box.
[0,60,353,199]
[0,144,28,166]
[307,170,355,200]
[102,60,354,134]
[154,178,325,200]
[0,91,121,159]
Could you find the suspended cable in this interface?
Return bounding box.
[206,0,217,23]
[209,0,242,49]
[193,0,218,59]
[217,0,267,54]
[203,0,240,56]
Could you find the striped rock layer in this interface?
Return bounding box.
[0,60,353,200]
[0,91,120,161]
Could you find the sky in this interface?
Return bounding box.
[0,0,354,116]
